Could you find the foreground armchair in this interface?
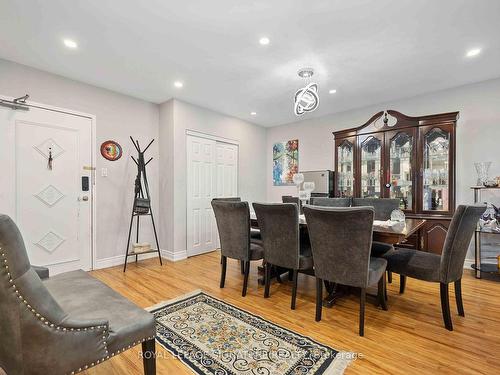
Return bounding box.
[0,214,156,375]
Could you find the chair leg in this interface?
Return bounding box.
[240,260,245,274]
[315,277,323,322]
[291,269,299,310]
[378,274,388,311]
[220,256,227,288]
[288,269,294,281]
[359,288,366,336]
[454,278,465,317]
[440,282,453,331]
[142,338,156,375]
[242,261,250,297]
[264,262,271,298]
[399,275,406,294]
[387,271,392,284]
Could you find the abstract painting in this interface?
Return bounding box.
[273,139,299,186]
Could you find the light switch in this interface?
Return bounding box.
[101,168,108,177]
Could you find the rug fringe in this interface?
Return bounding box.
[323,351,354,375]
[146,289,203,312]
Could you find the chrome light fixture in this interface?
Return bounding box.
[294,68,319,116]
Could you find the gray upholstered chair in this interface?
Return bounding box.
[282,195,303,214]
[303,206,388,336]
[352,198,400,220]
[211,200,264,296]
[310,197,351,207]
[252,203,313,310]
[382,205,484,331]
[0,214,156,375]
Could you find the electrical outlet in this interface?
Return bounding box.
[101,168,108,177]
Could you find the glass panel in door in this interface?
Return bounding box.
[389,132,413,210]
[337,140,354,197]
[423,128,450,211]
[360,135,382,198]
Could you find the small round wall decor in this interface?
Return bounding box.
[100,140,122,161]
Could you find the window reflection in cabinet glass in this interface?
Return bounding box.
[361,136,381,198]
[337,140,354,197]
[390,132,413,209]
[423,128,449,211]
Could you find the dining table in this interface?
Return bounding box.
[249,211,426,307]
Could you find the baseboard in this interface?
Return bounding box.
[93,252,161,270]
[161,249,188,262]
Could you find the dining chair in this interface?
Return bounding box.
[382,205,484,331]
[211,200,264,296]
[303,205,388,336]
[282,195,303,214]
[310,197,351,207]
[353,198,399,280]
[252,203,314,310]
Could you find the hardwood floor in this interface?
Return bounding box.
[85,252,500,375]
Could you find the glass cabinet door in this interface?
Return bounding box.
[388,130,414,210]
[336,139,354,197]
[422,126,451,212]
[360,134,383,198]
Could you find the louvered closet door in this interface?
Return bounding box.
[0,103,92,274]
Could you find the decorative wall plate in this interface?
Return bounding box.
[100,140,122,161]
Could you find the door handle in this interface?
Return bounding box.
[78,196,89,202]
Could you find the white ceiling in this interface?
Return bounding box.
[1,0,500,127]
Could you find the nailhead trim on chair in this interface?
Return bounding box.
[0,249,155,375]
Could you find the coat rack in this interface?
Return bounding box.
[123,136,162,271]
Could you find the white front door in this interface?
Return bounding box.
[186,135,238,257]
[0,101,93,274]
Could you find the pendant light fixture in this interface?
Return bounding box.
[294,68,319,116]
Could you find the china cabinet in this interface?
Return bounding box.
[333,110,459,254]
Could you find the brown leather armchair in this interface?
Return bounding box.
[0,214,156,375]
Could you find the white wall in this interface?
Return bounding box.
[0,59,160,267]
[159,99,267,259]
[267,78,500,207]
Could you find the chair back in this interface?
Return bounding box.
[211,200,250,261]
[303,206,374,288]
[0,214,67,373]
[310,197,351,207]
[212,197,241,202]
[281,196,302,214]
[253,203,300,269]
[352,198,399,220]
[440,205,484,283]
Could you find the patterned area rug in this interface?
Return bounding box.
[148,290,353,375]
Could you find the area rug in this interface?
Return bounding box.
[148,290,354,375]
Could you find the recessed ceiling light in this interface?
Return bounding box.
[174,81,183,88]
[63,39,78,49]
[329,89,337,94]
[259,37,270,46]
[250,112,257,116]
[466,48,481,57]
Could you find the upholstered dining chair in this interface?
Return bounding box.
[0,214,156,375]
[303,206,388,336]
[212,197,261,273]
[310,197,351,207]
[253,203,314,310]
[212,200,264,296]
[382,205,484,331]
[282,195,303,214]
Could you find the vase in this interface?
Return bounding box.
[474,162,492,186]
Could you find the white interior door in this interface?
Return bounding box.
[186,135,238,257]
[0,101,92,274]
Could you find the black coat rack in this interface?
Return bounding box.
[123,136,162,272]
